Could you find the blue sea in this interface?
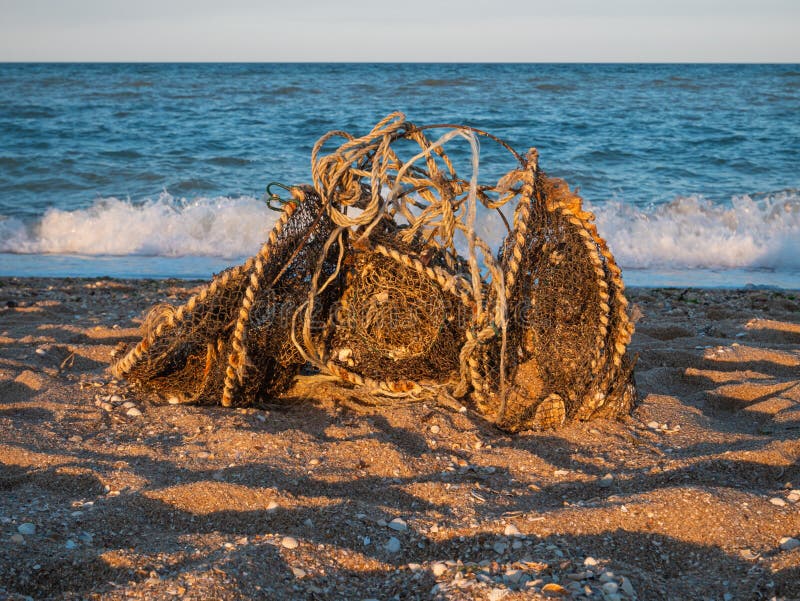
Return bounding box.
[1,63,798,287]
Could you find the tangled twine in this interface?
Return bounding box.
[112,112,636,430]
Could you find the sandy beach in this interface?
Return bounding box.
[0,277,798,600]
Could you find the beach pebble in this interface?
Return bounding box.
[385,536,401,553]
[431,562,447,577]
[17,523,36,536]
[504,524,521,537]
[291,567,306,578]
[488,589,508,601]
[603,581,619,594]
[100,402,113,411]
[646,421,661,430]
[599,474,614,488]
[167,396,181,405]
[121,400,135,408]
[266,500,279,512]
[493,541,508,554]
[281,536,299,549]
[388,518,407,532]
[429,424,440,435]
[10,533,24,544]
[787,491,800,503]
[583,557,599,567]
[504,568,524,584]
[553,469,569,477]
[779,537,799,551]
[541,582,569,596]
[620,576,636,596]
[126,407,142,417]
[770,497,787,507]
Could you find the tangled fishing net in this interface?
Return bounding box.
[112,113,636,431]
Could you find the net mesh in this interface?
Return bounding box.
[326,220,472,387]
[111,188,341,406]
[112,113,637,430]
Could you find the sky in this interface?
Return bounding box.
[1,0,798,62]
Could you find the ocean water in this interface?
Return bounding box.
[0,63,798,287]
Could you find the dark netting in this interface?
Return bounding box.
[326,219,472,387]
[111,188,341,406]
[475,175,635,431]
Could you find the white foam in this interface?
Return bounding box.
[0,193,278,258]
[1,190,799,275]
[589,190,800,271]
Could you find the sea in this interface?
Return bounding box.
[0,63,798,288]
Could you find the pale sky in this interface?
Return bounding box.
[1,0,798,62]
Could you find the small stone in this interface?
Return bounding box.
[429,425,441,435]
[723,594,733,601]
[431,562,447,577]
[779,537,800,551]
[599,474,614,488]
[770,497,787,507]
[603,581,619,594]
[266,500,279,512]
[504,569,523,584]
[488,589,508,601]
[583,557,599,567]
[79,532,93,544]
[600,571,615,583]
[385,536,401,553]
[493,541,508,554]
[553,469,569,477]
[121,400,135,408]
[504,524,521,537]
[388,518,408,532]
[787,491,800,503]
[65,539,78,549]
[541,582,569,596]
[337,348,352,362]
[407,563,422,571]
[167,396,180,405]
[647,421,661,429]
[10,533,24,544]
[281,536,299,549]
[291,567,306,578]
[100,402,113,411]
[620,576,636,596]
[17,523,36,536]
[126,407,142,417]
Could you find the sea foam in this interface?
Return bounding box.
[1,190,799,273]
[0,194,277,258]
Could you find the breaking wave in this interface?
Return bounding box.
[1,189,799,275]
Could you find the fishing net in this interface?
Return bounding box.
[111,187,341,406]
[474,177,636,431]
[112,112,637,429]
[324,219,473,393]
